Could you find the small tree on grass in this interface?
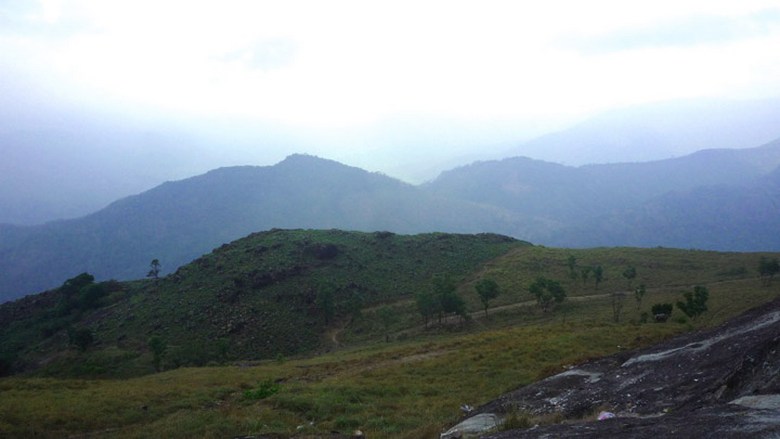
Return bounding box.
[434,277,465,323]
[529,277,566,312]
[566,255,578,282]
[415,290,438,328]
[759,257,780,286]
[622,266,637,289]
[440,288,467,323]
[634,284,646,311]
[611,292,626,323]
[676,286,709,320]
[148,335,167,372]
[651,303,673,322]
[377,306,397,342]
[593,265,604,290]
[475,278,500,318]
[580,267,591,286]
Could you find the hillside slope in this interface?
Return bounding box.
[5,140,780,303]
[550,165,780,250]
[426,138,780,245]
[0,229,521,376]
[0,155,523,302]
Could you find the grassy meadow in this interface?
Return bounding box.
[1,244,778,438]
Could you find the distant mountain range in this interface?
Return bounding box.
[511,98,780,165]
[2,138,780,303]
[0,154,523,302]
[4,97,780,226]
[427,138,780,245]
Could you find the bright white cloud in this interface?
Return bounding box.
[2,0,780,127]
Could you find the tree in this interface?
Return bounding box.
[611,292,626,323]
[415,290,438,328]
[651,303,673,322]
[433,277,456,323]
[440,287,467,322]
[566,255,579,283]
[529,277,566,312]
[377,306,397,342]
[78,283,107,310]
[634,284,646,311]
[148,335,167,372]
[676,286,709,320]
[593,265,604,290]
[147,259,161,279]
[580,267,591,286]
[57,272,97,315]
[62,272,95,295]
[759,257,780,286]
[475,279,500,318]
[622,266,637,289]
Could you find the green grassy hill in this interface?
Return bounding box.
[0,229,521,377]
[1,229,779,438]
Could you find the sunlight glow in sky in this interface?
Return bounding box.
[4,0,780,128]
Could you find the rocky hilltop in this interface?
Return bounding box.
[444,296,780,438]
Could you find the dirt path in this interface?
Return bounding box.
[322,278,753,351]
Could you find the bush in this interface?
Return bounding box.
[677,286,709,319]
[243,379,280,400]
[651,303,673,322]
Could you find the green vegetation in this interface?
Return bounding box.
[622,265,637,289]
[67,327,94,352]
[147,259,161,279]
[1,230,779,438]
[651,303,674,322]
[529,277,566,312]
[148,336,167,372]
[759,256,780,286]
[611,292,626,323]
[475,278,500,317]
[0,230,520,376]
[676,286,709,320]
[634,284,646,311]
[243,379,281,400]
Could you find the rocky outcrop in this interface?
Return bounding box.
[444,297,780,438]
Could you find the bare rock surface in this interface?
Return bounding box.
[446,297,780,438]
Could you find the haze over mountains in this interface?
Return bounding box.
[3,98,780,226]
[510,98,780,165]
[2,130,780,302]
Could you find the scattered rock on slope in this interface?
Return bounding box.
[443,297,780,438]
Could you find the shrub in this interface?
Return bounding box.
[651,303,673,322]
[243,379,280,400]
[676,286,709,319]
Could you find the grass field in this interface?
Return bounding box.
[1,244,778,438]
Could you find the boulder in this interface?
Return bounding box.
[444,297,780,438]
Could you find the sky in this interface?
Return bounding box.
[3,1,780,222]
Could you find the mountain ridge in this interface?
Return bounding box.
[0,155,523,302]
[4,139,780,302]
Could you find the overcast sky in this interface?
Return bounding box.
[3,1,780,195]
